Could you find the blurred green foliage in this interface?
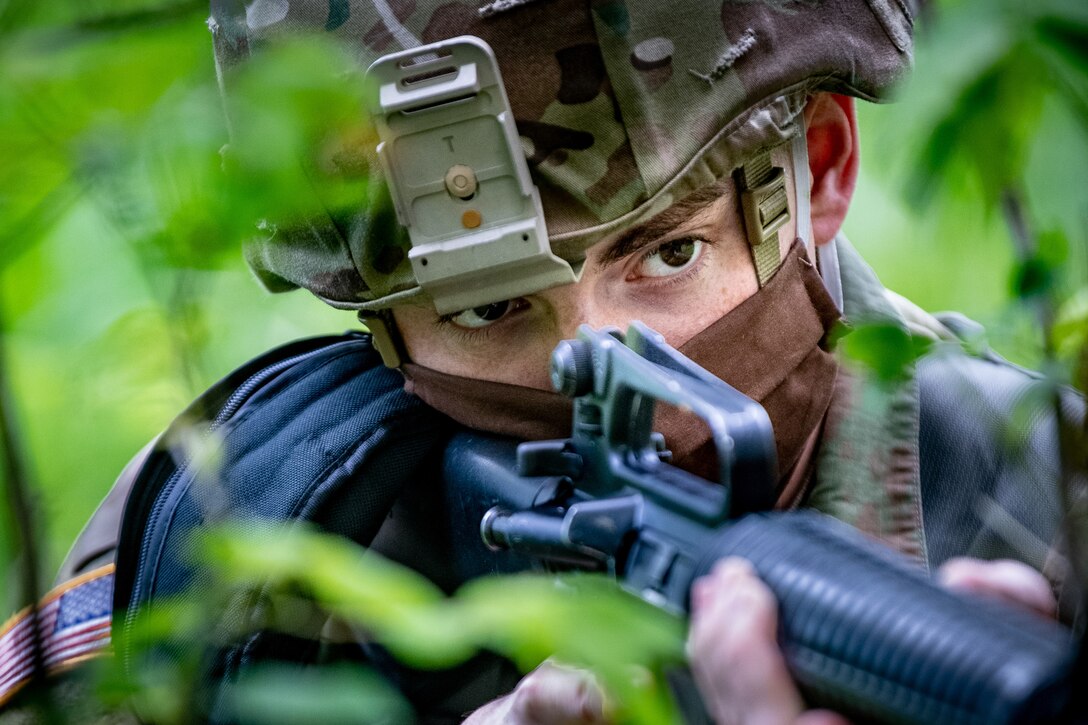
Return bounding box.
[847,0,1088,377]
[72,523,682,724]
[202,524,684,723]
[831,323,934,385]
[0,0,1086,720]
[0,2,358,590]
[224,666,415,725]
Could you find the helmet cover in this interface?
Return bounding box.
[212,0,914,311]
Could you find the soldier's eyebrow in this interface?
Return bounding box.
[595,185,729,267]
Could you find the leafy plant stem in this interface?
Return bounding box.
[0,303,63,721]
[1001,188,1088,609]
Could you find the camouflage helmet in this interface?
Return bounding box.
[211,0,914,313]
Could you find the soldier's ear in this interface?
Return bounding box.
[804,93,859,247]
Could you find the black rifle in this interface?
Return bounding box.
[442,322,1078,724]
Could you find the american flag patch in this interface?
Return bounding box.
[0,564,114,707]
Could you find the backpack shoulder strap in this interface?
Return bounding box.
[112,331,450,678]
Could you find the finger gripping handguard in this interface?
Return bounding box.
[454,323,1078,724]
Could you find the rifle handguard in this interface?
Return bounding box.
[698,512,1073,724]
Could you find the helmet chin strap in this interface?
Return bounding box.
[789,119,844,312]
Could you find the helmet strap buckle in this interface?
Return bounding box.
[359,311,406,368]
[736,150,790,287]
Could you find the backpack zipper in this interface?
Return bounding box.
[120,345,340,672]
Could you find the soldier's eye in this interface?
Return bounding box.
[448,299,524,329]
[639,238,704,278]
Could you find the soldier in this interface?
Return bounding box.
[4,0,1075,722]
[223,1,1079,721]
[210,0,1078,719]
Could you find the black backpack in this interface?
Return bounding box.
[111,331,483,721]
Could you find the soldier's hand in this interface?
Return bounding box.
[463,660,609,725]
[937,557,1057,618]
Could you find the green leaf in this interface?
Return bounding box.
[197,524,685,723]
[227,665,412,725]
[833,323,933,384]
[1054,287,1088,359]
[455,575,684,723]
[1011,254,1057,299]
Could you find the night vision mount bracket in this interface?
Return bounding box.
[366,36,577,315]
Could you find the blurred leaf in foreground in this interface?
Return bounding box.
[1054,287,1088,363]
[227,664,412,725]
[202,523,685,724]
[833,322,934,385]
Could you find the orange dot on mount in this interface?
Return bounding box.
[462,210,482,229]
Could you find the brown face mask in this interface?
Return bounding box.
[401,241,841,511]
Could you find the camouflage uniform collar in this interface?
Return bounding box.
[808,234,930,569]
